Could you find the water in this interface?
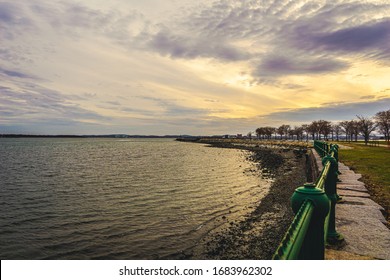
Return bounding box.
[0,138,270,259]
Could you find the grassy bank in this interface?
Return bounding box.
[338,142,390,222]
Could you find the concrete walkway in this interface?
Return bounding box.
[312,149,390,259]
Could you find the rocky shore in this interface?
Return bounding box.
[182,139,309,259]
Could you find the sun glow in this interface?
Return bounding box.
[1,0,389,135]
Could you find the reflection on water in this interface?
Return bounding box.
[0,138,270,259]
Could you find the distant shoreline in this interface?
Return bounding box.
[0,134,186,139]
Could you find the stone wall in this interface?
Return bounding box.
[306,149,320,182]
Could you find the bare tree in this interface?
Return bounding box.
[288,127,296,140]
[351,120,360,141]
[276,126,283,139]
[255,127,276,140]
[251,109,389,144]
[264,127,276,140]
[332,123,342,141]
[308,122,318,140]
[357,115,377,145]
[283,125,291,140]
[339,121,351,141]
[301,124,309,141]
[341,120,359,141]
[294,126,304,141]
[375,109,390,142]
[255,127,264,139]
[318,120,332,140]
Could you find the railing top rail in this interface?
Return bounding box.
[272,199,314,260]
[316,160,331,190]
[314,140,338,157]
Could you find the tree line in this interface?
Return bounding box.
[251,109,390,145]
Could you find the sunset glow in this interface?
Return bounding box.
[1,0,389,135]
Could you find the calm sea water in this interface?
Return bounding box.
[0,138,270,259]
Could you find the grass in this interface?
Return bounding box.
[337,142,390,222]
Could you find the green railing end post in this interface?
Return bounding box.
[291,183,330,260]
[292,183,330,218]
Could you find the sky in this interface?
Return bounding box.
[1,0,389,135]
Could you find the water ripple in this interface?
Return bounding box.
[0,138,270,259]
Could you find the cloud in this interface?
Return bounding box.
[0,82,108,123]
[0,2,16,23]
[4,0,389,69]
[315,20,390,52]
[154,0,390,60]
[289,19,390,62]
[360,95,377,100]
[271,2,390,63]
[0,66,36,79]
[261,98,390,123]
[134,96,212,117]
[167,0,390,74]
[0,1,146,44]
[0,2,34,40]
[0,48,33,64]
[1,0,389,135]
[254,54,349,78]
[146,28,251,61]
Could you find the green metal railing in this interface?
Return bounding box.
[273,141,344,260]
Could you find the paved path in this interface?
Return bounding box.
[312,149,390,259]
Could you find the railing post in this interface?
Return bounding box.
[291,183,330,259]
[322,155,344,245]
[329,145,343,198]
[331,144,339,163]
